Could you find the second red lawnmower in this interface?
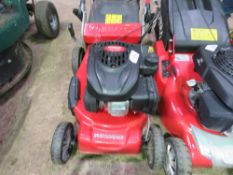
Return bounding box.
[155,0,233,174]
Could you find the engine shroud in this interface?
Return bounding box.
[194,45,233,132]
[87,41,140,101]
[85,41,159,115]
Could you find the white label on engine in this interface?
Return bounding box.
[205,45,218,52]
[129,50,139,64]
[175,54,189,62]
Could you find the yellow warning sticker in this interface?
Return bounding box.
[148,46,154,53]
[191,28,218,41]
[105,14,123,24]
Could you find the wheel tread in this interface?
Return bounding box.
[34,1,59,39]
[50,122,73,164]
[165,137,192,175]
[151,126,165,170]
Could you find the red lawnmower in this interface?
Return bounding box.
[51,0,165,172]
[155,0,233,174]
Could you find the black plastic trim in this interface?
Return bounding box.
[68,76,79,110]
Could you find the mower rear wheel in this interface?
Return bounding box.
[164,137,192,175]
[145,125,165,172]
[35,1,60,39]
[51,122,76,164]
[72,47,85,74]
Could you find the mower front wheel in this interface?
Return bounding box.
[35,1,60,39]
[51,122,76,164]
[164,137,192,175]
[144,125,165,172]
[72,47,85,74]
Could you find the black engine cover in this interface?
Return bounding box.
[194,45,233,131]
[194,45,233,110]
[87,42,141,101]
[85,41,159,115]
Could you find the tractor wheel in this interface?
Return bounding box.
[72,47,85,74]
[51,122,76,164]
[164,137,192,175]
[35,1,60,39]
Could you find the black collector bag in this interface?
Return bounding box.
[158,0,230,51]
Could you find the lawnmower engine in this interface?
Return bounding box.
[191,45,233,132]
[84,41,159,117]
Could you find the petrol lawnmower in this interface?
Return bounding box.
[0,0,59,96]
[50,0,165,172]
[154,0,233,174]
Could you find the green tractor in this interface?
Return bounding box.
[0,0,60,96]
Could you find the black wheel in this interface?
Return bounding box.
[72,47,85,74]
[35,1,60,39]
[51,122,76,164]
[154,0,171,49]
[164,137,192,175]
[144,125,165,171]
